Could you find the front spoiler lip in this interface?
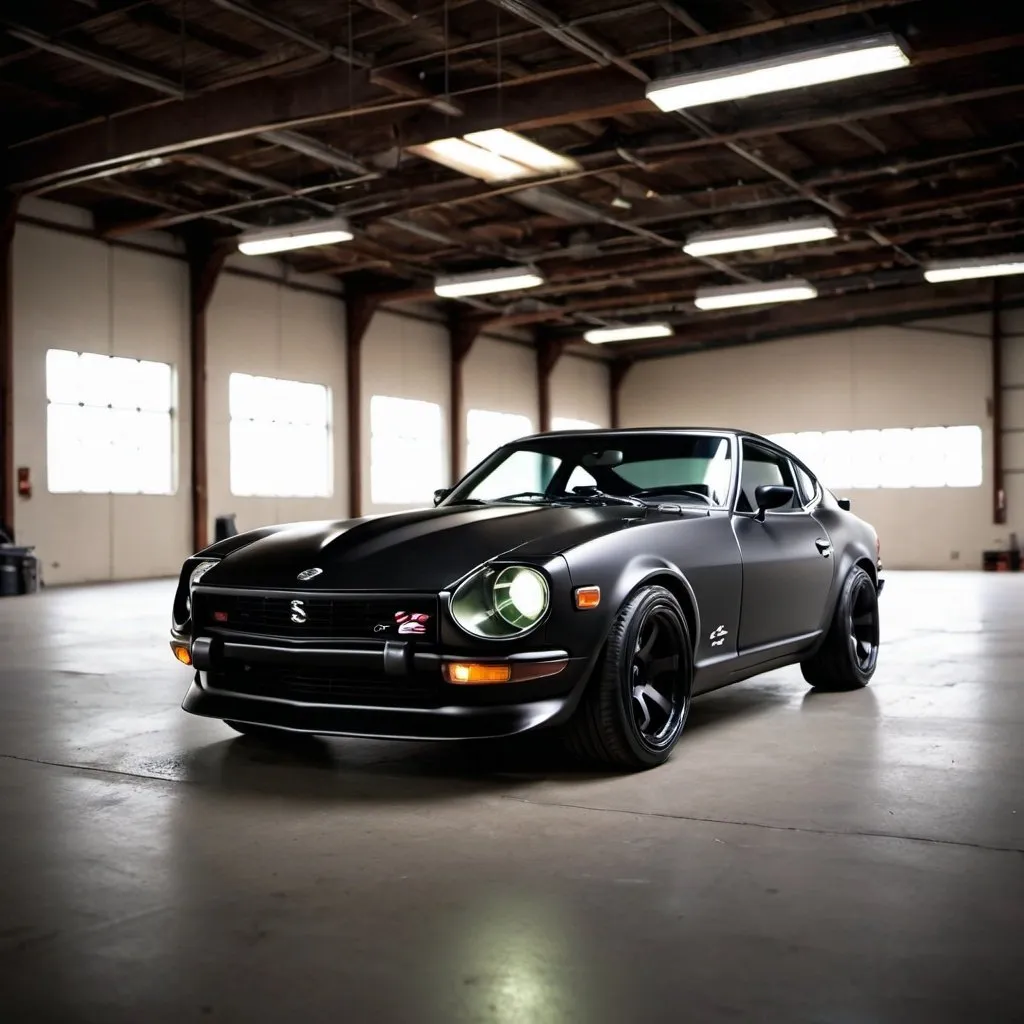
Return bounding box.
[181,679,574,740]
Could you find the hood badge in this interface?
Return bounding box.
[297,567,323,581]
[394,611,430,635]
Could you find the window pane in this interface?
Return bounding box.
[46,350,81,405]
[136,359,172,412]
[107,357,141,410]
[229,375,333,497]
[877,428,914,488]
[943,425,983,487]
[849,429,882,490]
[370,396,443,504]
[908,427,948,488]
[467,409,532,469]
[47,405,84,493]
[465,449,561,501]
[818,431,853,491]
[77,353,114,408]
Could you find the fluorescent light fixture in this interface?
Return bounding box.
[923,255,1024,283]
[237,215,352,255]
[694,279,818,311]
[434,266,544,299]
[463,129,580,175]
[684,217,837,257]
[646,34,910,112]
[583,323,673,344]
[409,130,579,183]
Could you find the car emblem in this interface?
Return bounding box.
[394,611,430,635]
[290,600,307,624]
[296,567,323,581]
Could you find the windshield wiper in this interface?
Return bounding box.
[564,487,648,509]
[490,491,561,504]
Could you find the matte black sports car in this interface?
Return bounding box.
[170,429,883,769]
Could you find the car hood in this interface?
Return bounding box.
[199,502,651,591]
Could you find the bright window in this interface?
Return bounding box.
[370,395,444,504]
[46,349,175,494]
[229,373,332,497]
[769,426,983,490]
[552,417,600,431]
[466,409,533,470]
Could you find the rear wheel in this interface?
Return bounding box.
[800,565,879,691]
[562,585,692,770]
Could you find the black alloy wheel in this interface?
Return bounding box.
[801,565,880,690]
[563,584,693,769]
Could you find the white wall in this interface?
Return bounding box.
[1001,307,1024,539]
[9,204,559,581]
[361,309,450,516]
[552,355,610,426]
[620,319,1013,570]
[12,214,192,584]
[206,272,348,535]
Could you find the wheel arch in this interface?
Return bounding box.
[606,557,700,651]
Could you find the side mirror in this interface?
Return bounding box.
[837,497,851,511]
[433,488,450,507]
[754,484,794,522]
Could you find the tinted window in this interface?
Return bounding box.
[451,433,733,507]
[793,463,818,506]
[738,443,799,513]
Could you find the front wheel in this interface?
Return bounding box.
[800,565,879,691]
[562,585,693,770]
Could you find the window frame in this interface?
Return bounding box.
[734,438,808,517]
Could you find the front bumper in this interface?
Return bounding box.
[178,632,591,740]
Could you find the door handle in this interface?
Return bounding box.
[815,538,832,557]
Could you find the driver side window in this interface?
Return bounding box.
[737,443,799,513]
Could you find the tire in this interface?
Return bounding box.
[562,585,693,770]
[800,565,879,691]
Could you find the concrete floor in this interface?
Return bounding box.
[0,573,1022,1023]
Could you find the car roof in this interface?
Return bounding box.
[517,427,772,443]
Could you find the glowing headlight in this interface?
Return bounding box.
[450,564,550,639]
[494,567,548,628]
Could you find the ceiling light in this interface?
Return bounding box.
[463,129,579,175]
[237,215,352,255]
[684,217,838,257]
[923,255,1024,283]
[583,323,673,344]
[694,279,818,311]
[434,266,545,299]
[646,34,910,112]
[409,131,578,183]
[409,137,531,182]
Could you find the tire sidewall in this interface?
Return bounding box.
[838,567,879,684]
[608,586,693,766]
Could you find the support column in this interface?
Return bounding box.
[609,358,633,429]
[345,291,382,519]
[992,279,1006,525]
[536,331,567,433]
[449,314,488,483]
[0,194,20,539]
[187,237,228,552]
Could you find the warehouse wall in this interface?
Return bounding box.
[206,264,348,535]
[619,318,1017,570]
[551,355,611,427]
[10,200,590,583]
[1002,306,1024,534]
[12,205,192,584]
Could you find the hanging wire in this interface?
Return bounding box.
[179,0,187,97]
[443,0,450,135]
[496,7,502,123]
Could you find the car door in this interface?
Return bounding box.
[732,440,835,651]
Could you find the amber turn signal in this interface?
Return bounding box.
[575,586,601,609]
[170,642,192,666]
[444,662,513,684]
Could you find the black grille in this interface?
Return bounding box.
[210,664,441,709]
[193,591,438,642]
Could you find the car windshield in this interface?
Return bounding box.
[447,433,734,507]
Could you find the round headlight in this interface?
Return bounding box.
[493,566,548,628]
[185,560,219,614]
[450,564,550,639]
